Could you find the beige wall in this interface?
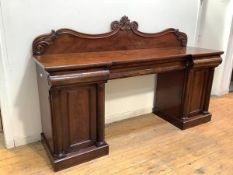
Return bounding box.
[197,0,233,95]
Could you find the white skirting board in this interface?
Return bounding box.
[105,107,153,124]
[4,108,153,148]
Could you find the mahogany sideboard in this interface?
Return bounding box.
[32,16,223,171]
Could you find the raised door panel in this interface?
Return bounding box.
[52,84,97,154]
[188,69,208,116]
[67,87,96,150]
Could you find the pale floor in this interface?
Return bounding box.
[0,94,233,175]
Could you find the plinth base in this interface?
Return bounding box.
[41,134,109,171]
[153,110,211,130]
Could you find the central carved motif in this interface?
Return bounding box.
[111,16,138,31]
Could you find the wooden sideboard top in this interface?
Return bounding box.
[32,16,223,73]
[34,47,223,72]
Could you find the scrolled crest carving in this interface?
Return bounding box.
[111,16,138,31]
[174,29,187,47]
[33,30,57,56]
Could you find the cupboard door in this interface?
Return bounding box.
[155,70,185,119]
[51,84,97,155]
[187,69,209,117]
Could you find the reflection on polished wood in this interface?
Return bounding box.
[32,16,223,171]
[34,47,222,72]
[0,94,233,174]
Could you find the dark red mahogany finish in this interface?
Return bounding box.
[32,16,223,171]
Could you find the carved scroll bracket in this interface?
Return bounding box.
[33,30,58,56]
[174,29,187,47]
[185,56,194,69]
